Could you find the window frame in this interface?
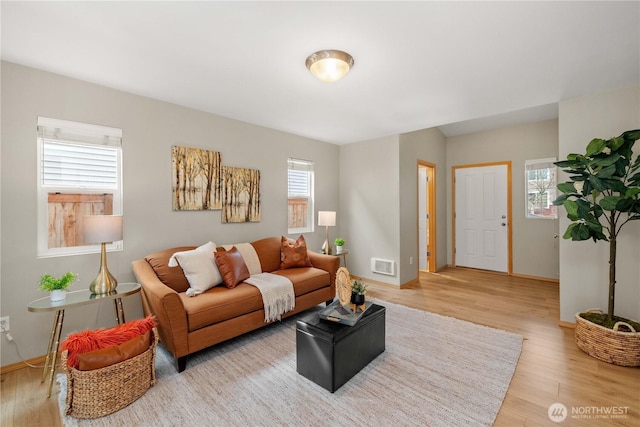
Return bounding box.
[287,158,314,234]
[37,116,124,258]
[525,157,558,220]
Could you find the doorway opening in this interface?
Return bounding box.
[418,162,436,272]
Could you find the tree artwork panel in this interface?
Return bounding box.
[172,146,222,210]
[221,166,261,223]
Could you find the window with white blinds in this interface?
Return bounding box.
[287,158,314,233]
[37,116,123,257]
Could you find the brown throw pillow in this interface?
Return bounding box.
[77,331,151,371]
[280,235,312,269]
[215,246,250,288]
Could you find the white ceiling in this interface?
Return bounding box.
[2,1,638,144]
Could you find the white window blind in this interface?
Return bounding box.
[38,117,121,189]
[42,142,119,188]
[288,158,313,197]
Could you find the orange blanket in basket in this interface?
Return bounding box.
[61,316,156,369]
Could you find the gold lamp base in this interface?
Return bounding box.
[321,226,332,255]
[90,242,118,295]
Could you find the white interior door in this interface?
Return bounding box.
[455,164,508,272]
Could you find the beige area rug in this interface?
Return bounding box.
[58,300,522,426]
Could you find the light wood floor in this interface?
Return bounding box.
[367,268,640,427]
[2,267,638,426]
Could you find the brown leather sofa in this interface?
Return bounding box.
[132,236,339,372]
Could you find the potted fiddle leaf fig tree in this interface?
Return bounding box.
[553,128,640,366]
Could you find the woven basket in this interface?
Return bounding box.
[575,310,640,367]
[62,327,159,419]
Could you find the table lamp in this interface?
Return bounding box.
[83,215,123,295]
[318,211,336,255]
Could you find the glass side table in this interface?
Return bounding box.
[331,249,349,268]
[27,283,141,398]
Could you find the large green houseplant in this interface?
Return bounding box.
[553,129,640,366]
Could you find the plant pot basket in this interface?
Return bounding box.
[61,327,159,419]
[575,312,640,367]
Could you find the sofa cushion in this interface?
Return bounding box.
[169,242,222,296]
[251,237,282,273]
[273,267,330,297]
[215,246,250,288]
[145,246,195,293]
[77,331,151,371]
[180,284,264,331]
[280,235,312,269]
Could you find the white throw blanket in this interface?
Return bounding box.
[244,273,295,323]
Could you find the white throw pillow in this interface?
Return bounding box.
[168,242,222,296]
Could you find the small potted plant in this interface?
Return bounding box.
[39,272,77,301]
[334,238,345,254]
[350,279,367,306]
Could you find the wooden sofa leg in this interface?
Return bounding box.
[177,356,187,373]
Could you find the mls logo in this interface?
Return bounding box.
[548,402,568,423]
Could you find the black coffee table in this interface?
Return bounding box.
[296,303,385,392]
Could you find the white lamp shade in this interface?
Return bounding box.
[318,211,336,227]
[83,215,123,243]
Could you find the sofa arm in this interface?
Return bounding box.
[132,259,189,360]
[308,251,340,294]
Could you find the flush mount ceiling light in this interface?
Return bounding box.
[305,50,354,83]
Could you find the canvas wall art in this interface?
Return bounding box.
[171,146,222,210]
[221,166,261,223]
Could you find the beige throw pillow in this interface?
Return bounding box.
[168,241,222,296]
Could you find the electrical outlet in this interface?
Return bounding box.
[0,316,9,333]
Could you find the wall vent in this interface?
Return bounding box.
[371,258,395,276]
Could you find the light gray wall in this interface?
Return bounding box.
[446,119,560,280]
[339,135,401,285]
[399,128,448,283]
[558,84,640,323]
[0,61,339,366]
[338,127,448,287]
